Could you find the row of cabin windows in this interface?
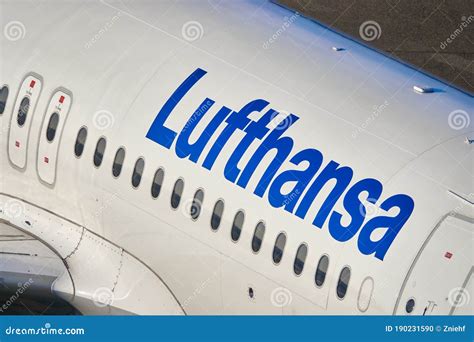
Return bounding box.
[1,81,353,301]
[0,84,359,306]
[0,85,352,301]
[73,127,352,300]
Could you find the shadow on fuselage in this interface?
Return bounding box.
[0,285,80,315]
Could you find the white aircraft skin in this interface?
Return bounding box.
[0,0,472,315]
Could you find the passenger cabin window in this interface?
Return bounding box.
[190,189,204,220]
[315,255,329,287]
[293,244,308,275]
[405,298,415,314]
[251,222,265,253]
[46,113,60,142]
[210,200,224,231]
[17,97,30,126]
[0,86,8,114]
[112,148,125,177]
[132,158,145,188]
[93,137,106,167]
[272,233,286,264]
[151,168,164,198]
[231,210,244,242]
[336,266,351,299]
[171,179,184,209]
[74,127,87,157]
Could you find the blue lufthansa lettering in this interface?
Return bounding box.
[146,68,415,260]
[358,194,414,260]
[146,68,207,149]
[328,178,383,242]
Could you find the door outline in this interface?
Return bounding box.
[393,212,474,314]
[449,267,473,315]
[35,87,73,187]
[7,72,44,171]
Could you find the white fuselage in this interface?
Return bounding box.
[0,0,472,315]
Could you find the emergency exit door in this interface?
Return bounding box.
[396,214,473,315]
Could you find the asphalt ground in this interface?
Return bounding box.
[278,0,473,94]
